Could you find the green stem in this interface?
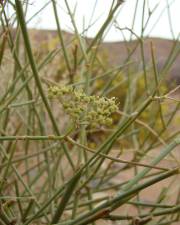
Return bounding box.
[51,169,82,224]
[15,0,75,170]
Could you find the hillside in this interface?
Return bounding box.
[30,29,180,84]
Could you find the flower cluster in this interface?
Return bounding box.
[48,85,118,127]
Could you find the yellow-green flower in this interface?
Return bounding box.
[48,85,119,127]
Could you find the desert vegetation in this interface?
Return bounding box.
[0,0,179,225]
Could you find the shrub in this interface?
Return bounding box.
[0,1,179,225]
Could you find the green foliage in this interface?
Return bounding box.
[0,1,179,225]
